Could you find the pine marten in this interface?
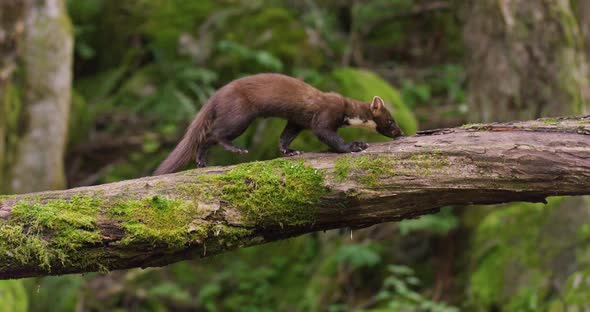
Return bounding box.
[154,73,403,175]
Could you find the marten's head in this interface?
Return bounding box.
[344,96,403,138]
[369,96,403,138]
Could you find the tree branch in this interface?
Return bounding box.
[1,115,590,279]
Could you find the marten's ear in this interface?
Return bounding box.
[370,96,384,114]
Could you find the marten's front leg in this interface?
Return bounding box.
[279,122,303,156]
[312,128,368,153]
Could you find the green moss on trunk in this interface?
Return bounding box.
[334,153,448,187]
[217,159,326,226]
[0,159,326,274]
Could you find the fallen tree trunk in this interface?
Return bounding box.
[1,115,589,279]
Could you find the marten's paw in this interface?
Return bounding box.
[350,141,369,152]
[280,148,303,157]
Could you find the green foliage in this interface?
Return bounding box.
[334,244,382,270]
[147,281,193,307]
[401,64,466,109]
[113,236,321,312]
[217,40,284,72]
[216,7,321,75]
[0,280,28,312]
[24,276,84,312]
[78,60,218,122]
[140,0,217,59]
[363,265,459,312]
[363,0,464,62]
[67,0,103,60]
[466,198,577,310]
[398,207,459,236]
[560,269,590,307]
[0,82,24,191]
[68,90,94,145]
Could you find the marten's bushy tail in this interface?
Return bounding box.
[153,103,215,175]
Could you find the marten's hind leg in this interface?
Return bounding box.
[219,140,249,154]
[195,141,212,168]
[211,110,253,155]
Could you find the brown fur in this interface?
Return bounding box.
[154,73,402,175]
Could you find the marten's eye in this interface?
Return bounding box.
[389,120,396,126]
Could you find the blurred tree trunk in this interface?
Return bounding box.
[0,1,72,310]
[464,0,589,122]
[0,0,26,194]
[577,0,590,53]
[463,0,590,308]
[0,0,73,194]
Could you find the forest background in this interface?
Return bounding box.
[1,0,590,311]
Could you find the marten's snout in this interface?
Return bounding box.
[379,118,403,138]
[379,126,403,138]
[389,128,403,138]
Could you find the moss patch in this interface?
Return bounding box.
[409,152,448,175]
[461,123,484,129]
[0,195,12,205]
[108,196,203,248]
[216,159,326,226]
[334,153,448,187]
[174,159,326,226]
[0,159,326,274]
[541,118,559,124]
[334,155,394,187]
[0,196,103,270]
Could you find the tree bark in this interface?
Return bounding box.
[464,0,589,122]
[0,0,72,194]
[0,116,589,279]
[576,0,590,54]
